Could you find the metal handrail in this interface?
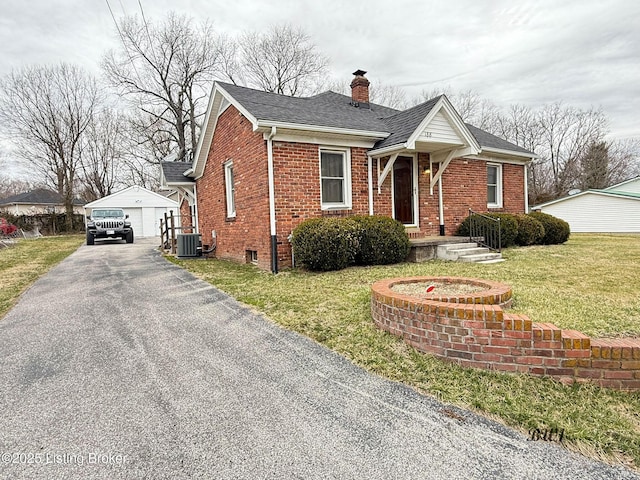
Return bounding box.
[468,209,501,253]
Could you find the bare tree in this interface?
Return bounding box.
[606,138,640,185]
[536,103,607,198]
[117,112,168,190]
[233,24,328,96]
[578,141,610,190]
[321,77,408,109]
[0,172,39,199]
[102,12,222,162]
[78,108,128,201]
[416,88,501,132]
[0,63,99,229]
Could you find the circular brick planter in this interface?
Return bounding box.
[371,276,640,390]
[373,276,513,308]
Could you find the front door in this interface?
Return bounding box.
[393,156,414,224]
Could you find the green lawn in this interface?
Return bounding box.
[168,234,640,469]
[0,235,85,319]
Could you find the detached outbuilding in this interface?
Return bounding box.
[84,186,178,237]
[532,177,640,233]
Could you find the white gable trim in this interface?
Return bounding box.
[192,83,260,179]
[406,96,480,153]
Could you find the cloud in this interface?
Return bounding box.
[0,0,638,137]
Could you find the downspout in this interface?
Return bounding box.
[192,183,200,233]
[524,163,530,213]
[438,177,445,236]
[267,126,278,273]
[367,155,374,216]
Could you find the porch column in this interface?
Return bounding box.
[438,176,445,236]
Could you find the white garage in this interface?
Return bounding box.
[84,186,179,238]
[532,177,640,233]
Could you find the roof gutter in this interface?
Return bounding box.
[256,120,388,139]
[481,146,538,160]
[266,126,278,274]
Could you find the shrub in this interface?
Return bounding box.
[291,217,360,271]
[353,215,410,265]
[514,214,545,246]
[456,212,519,248]
[529,212,571,244]
[291,215,411,271]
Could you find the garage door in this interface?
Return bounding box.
[123,208,143,237]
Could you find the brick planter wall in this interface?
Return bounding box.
[371,277,640,390]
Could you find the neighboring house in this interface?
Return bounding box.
[84,186,178,238]
[162,70,536,271]
[532,177,640,233]
[0,188,84,215]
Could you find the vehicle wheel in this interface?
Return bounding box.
[86,231,95,245]
[126,230,134,244]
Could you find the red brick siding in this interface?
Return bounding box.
[373,156,526,236]
[196,106,271,269]
[272,143,371,268]
[179,198,193,233]
[196,106,527,269]
[501,163,526,213]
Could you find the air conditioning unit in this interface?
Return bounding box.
[177,233,202,258]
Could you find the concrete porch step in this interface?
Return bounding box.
[476,258,506,264]
[436,241,503,263]
[438,242,478,251]
[458,252,503,263]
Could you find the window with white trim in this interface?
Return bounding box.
[487,163,502,208]
[319,148,351,209]
[224,160,236,217]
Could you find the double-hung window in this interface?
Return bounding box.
[224,160,236,218]
[487,163,502,208]
[320,148,351,209]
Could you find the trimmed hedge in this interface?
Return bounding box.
[290,218,360,271]
[291,215,410,271]
[514,214,545,246]
[353,215,411,265]
[457,211,568,248]
[529,212,571,245]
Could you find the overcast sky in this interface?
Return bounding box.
[1,0,639,141]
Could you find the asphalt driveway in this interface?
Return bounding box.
[0,238,637,479]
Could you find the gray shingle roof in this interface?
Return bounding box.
[219,82,396,132]
[0,188,84,206]
[219,82,534,157]
[373,96,442,149]
[161,161,194,184]
[465,124,533,155]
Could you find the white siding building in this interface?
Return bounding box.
[84,186,178,237]
[532,177,640,233]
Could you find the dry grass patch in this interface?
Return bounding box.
[0,236,84,318]
[168,234,640,468]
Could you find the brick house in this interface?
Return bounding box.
[161,71,535,272]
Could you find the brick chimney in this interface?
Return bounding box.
[350,69,370,105]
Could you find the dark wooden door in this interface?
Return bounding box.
[393,157,414,224]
